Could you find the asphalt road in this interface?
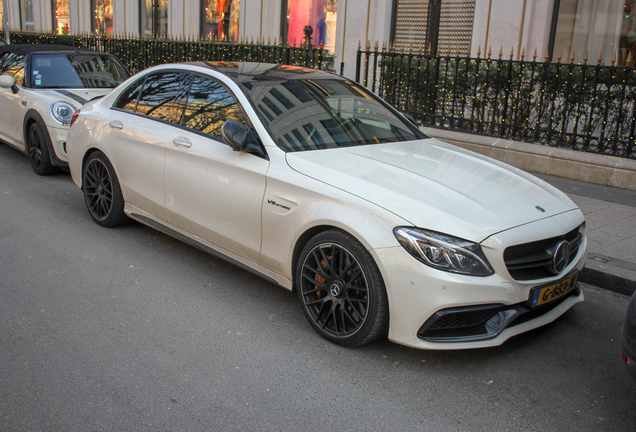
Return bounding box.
[1,143,635,432]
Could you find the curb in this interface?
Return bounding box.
[579,255,636,297]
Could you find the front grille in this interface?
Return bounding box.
[503,224,584,281]
[418,287,579,342]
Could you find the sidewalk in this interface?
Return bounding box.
[537,175,636,296]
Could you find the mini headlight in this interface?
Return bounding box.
[394,227,494,276]
[51,102,77,125]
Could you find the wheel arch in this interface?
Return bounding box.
[23,109,66,167]
[79,147,104,189]
[291,224,374,293]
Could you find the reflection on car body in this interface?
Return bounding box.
[66,62,587,350]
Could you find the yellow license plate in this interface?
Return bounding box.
[528,272,579,308]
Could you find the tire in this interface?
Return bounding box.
[296,230,389,347]
[27,122,58,176]
[82,151,128,227]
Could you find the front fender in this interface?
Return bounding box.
[24,109,68,167]
[260,151,408,282]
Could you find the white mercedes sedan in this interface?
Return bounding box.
[66,62,587,350]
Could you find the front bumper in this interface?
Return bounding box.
[372,210,587,350]
[47,124,70,165]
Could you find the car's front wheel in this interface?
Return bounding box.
[27,122,58,176]
[296,230,389,347]
[82,151,128,227]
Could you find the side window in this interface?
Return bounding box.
[0,53,26,86]
[135,72,189,123]
[113,77,147,112]
[182,75,246,139]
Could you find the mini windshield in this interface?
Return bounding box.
[240,78,426,151]
[31,53,129,89]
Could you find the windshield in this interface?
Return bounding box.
[239,78,426,151]
[31,53,129,89]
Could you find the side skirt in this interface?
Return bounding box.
[130,212,282,287]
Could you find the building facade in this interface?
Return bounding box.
[1,0,634,77]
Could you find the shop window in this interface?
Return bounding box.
[551,0,625,65]
[621,0,636,65]
[141,0,168,38]
[92,0,113,35]
[21,0,35,31]
[54,0,70,35]
[202,0,240,42]
[282,0,337,52]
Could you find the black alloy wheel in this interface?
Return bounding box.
[82,151,128,227]
[296,230,389,347]
[27,122,58,175]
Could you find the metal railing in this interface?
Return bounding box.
[8,31,334,74]
[356,45,636,159]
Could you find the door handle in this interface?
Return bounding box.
[172,138,192,148]
[108,120,124,130]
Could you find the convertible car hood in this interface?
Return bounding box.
[285,138,578,242]
[37,88,110,107]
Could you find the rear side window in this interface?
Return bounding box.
[182,75,246,139]
[114,77,146,112]
[115,72,190,124]
[0,52,26,86]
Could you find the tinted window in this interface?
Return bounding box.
[135,72,190,123]
[31,53,129,89]
[240,78,425,152]
[114,77,146,112]
[182,75,246,138]
[0,52,26,86]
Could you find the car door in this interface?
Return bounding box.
[164,74,269,263]
[102,71,189,219]
[0,52,28,147]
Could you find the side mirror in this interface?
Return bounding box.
[402,112,417,126]
[221,119,248,152]
[0,75,18,94]
[221,119,267,159]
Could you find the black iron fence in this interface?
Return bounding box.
[8,31,334,74]
[356,45,636,159]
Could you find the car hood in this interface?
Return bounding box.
[37,88,111,108]
[285,138,578,242]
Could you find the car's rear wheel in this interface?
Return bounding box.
[296,230,389,347]
[27,122,58,176]
[82,151,128,227]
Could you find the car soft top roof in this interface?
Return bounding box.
[0,44,104,56]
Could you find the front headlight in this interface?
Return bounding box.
[51,102,77,125]
[394,227,494,276]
